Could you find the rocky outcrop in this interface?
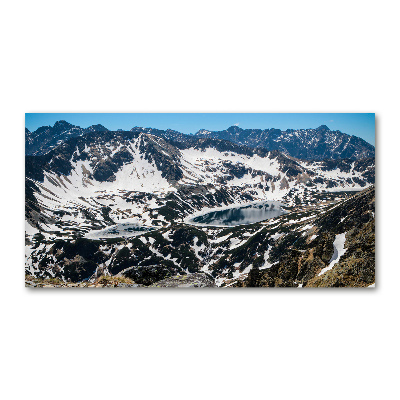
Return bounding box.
[149,273,215,287]
[25,273,215,288]
[25,275,141,288]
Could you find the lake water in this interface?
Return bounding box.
[186,201,286,227]
[85,223,157,239]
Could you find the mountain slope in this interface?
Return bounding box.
[236,186,375,288]
[25,186,375,287]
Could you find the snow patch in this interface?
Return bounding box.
[318,232,347,276]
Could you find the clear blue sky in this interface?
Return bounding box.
[25,113,375,145]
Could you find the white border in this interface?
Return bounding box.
[1,1,398,399]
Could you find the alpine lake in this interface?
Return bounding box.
[185,201,286,227]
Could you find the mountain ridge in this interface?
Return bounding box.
[194,124,375,160]
[26,120,374,160]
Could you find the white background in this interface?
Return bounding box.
[1,1,399,399]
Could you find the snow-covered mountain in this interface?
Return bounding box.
[26,121,375,161]
[195,125,375,160]
[25,125,375,287]
[25,129,374,233]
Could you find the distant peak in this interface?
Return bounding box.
[53,120,74,129]
[316,125,330,131]
[226,125,242,133]
[87,124,109,132]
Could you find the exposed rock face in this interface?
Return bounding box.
[26,121,109,156]
[25,275,141,288]
[139,134,183,182]
[25,273,215,288]
[149,273,215,287]
[121,265,174,286]
[38,238,106,282]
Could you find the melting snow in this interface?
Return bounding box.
[271,232,284,240]
[260,246,277,270]
[211,233,232,243]
[318,232,347,276]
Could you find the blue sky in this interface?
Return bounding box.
[25,113,375,145]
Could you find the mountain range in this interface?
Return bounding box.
[25,120,375,287]
[26,120,374,161]
[195,124,375,160]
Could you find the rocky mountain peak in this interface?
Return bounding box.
[87,124,109,132]
[226,125,243,133]
[53,120,75,130]
[316,125,330,132]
